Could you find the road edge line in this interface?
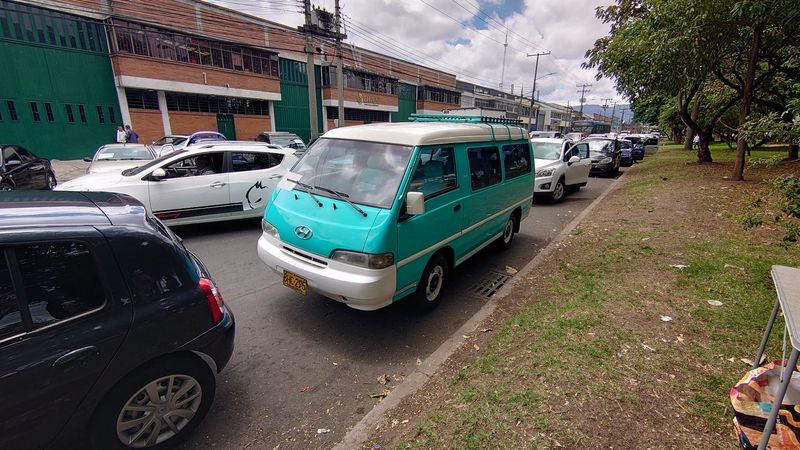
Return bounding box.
[333,172,629,449]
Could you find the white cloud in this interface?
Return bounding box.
[214,0,623,106]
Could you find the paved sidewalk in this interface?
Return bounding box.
[51,159,89,183]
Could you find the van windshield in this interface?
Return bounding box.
[290,138,412,209]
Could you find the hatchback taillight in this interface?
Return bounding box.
[199,278,225,324]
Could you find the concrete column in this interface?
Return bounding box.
[116,86,131,127]
[157,91,171,135]
[268,101,276,132]
[321,105,329,132]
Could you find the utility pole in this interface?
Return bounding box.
[526,51,550,132]
[302,0,319,139]
[620,110,626,130]
[499,27,508,91]
[334,0,344,127]
[576,83,591,117]
[610,101,618,129]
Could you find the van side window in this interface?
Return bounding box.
[15,242,105,327]
[501,144,531,179]
[468,146,502,190]
[0,251,23,339]
[410,147,457,198]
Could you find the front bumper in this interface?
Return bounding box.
[590,162,615,173]
[257,234,397,311]
[534,175,555,193]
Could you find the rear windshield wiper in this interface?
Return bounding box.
[315,185,367,217]
[293,180,323,207]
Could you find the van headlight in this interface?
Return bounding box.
[536,168,556,177]
[331,250,394,269]
[261,219,280,239]
[600,157,613,164]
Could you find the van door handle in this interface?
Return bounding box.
[209,181,226,188]
[453,204,461,212]
[53,346,99,367]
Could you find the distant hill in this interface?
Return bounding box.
[577,104,633,124]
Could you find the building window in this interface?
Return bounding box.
[107,19,279,78]
[108,106,117,123]
[165,92,270,116]
[0,2,106,52]
[96,105,105,123]
[78,105,87,123]
[125,89,159,110]
[325,107,389,123]
[322,67,398,95]
[30,102,40,121]
[418,86,461,105]
[6,100,17,120]
[65,104,74,122]
[44,103,54,122]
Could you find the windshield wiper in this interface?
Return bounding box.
[293,180,323,207]
[315,185,367,217]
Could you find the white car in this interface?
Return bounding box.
[57,142,297,226]
[531,138,591,202]
[156,131,227,157]
[83,144,157,174]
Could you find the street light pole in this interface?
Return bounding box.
[526,51,550,133]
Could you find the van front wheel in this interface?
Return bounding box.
[413,254,449,312]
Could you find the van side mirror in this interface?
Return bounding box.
[406,191,425,215]
[151,168,166,180]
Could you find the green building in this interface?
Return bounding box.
[0,1,120,159]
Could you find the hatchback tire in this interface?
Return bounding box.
[550,178,565,203]
[413,253,449,312]
[89,356,215,450]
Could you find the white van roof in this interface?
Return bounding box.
[321,122,528,147]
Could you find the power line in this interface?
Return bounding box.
[448,0,550,53]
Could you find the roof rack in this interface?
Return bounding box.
[408,113,523,126]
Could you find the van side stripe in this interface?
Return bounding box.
[396,195,532,268]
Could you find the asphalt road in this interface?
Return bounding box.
[176,173,618,449]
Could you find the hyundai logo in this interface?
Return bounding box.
[294,226,313,240]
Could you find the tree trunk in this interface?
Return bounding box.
[684,90,703,151]
[697,127,713,162]
[790,144,799,160]
[732,23,763,181]
[685,128,695,151]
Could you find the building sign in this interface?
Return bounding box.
[358,93,380,106]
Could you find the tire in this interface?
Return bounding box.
[550,178,565,203]
[45,171,57,190]
[495,213,518,251]
[413,253,449,312]
[89,356,215,450]
[0,181,13,191]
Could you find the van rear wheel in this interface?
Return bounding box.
[413,254,449,312]
[496,214,517,250]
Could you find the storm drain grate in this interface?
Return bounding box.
[469,270,512,298]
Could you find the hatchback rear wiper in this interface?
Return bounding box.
[314,185,367,217]
[293,180,323,207]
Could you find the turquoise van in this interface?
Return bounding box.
[257,115,534,311]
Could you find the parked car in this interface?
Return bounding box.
[564,132,584,141]
[643,135,659,155]
[255,131,307,151]
[258,118,534,311]
[530,138,590,202]
[619,138,634,167]
[158,131,226,157]
[624,136,645,161]
[57,142,298,226]
[0,144,57,191]
[0,190,234,450]
[152,135,188,147]
[83,144,158,174]
[584,137,622,176]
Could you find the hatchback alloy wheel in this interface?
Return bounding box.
[116,374,203,448]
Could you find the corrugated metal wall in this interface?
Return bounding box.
[274,58,322,143]
[0,1,121,159]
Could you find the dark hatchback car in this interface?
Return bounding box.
[0,191,234,450]
[1,144,57,191]
[584,138,622,176]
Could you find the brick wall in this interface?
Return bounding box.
[417,99,459,112]
[322,87,398,108]
[112,55,281,93]
[129,109,164,143]
[234,114,270,140]
[327,119,365,130]
[169,111,217,135]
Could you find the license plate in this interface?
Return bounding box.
[282,270,308,295]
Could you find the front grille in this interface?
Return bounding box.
[282,246,328,267]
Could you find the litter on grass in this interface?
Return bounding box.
[506,265,518,274]
[299,386,309,393]
[669,264,690,269]
[660,315,673,322]
[377,374,389,385]
[316,428,331,435]
[708,300,725,307]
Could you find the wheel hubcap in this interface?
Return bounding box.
[503,219,513,243]
[116,374,202,448]
[554,182,564,199]
[425,266,444,301]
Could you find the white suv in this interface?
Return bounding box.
[531,138,591,202]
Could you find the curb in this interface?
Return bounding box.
[334,171,629,449]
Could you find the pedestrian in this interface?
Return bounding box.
[115,125,127,144]
[693,132,700,149]
[125,124,139,144]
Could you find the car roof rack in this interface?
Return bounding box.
[408,113,523,126]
